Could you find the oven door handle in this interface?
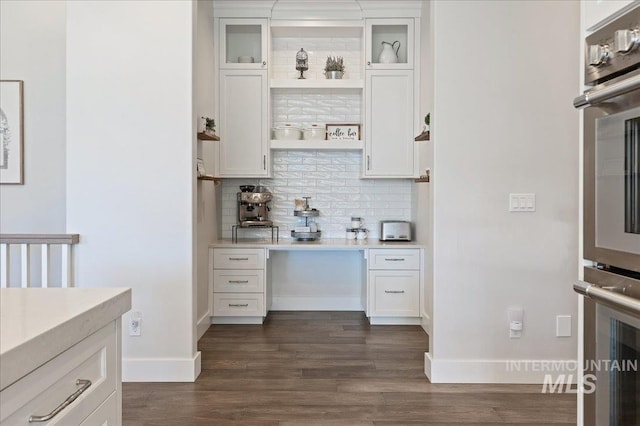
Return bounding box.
[575,280,640,317]
[574,74,640,109]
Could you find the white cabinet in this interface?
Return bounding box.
[218,69,269,177]
[211,248,268,324]
[366,18,414,69]
[364,70,415,177]
[0,322,120,425]
[367,248,421,322]
[219,19,268,69]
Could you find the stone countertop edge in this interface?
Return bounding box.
[209,238,427,250]
[0,287,132,391]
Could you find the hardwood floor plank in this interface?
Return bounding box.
[122,311,576,424]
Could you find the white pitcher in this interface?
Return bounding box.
[378,40,400,63]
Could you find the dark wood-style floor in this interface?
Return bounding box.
[123,311,576,425]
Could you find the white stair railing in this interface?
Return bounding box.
[0,234,79,288]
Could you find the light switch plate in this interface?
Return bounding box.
[556,315,571,337]
[509,193,536,212]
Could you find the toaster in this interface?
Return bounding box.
[379,221,412,241]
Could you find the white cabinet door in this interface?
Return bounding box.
[218,70,269,177]
[364,70,415,177]
[219,18,268,70]
[366,18,414,70]
[368,270,420,317]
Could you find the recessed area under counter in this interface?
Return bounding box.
[209,239,425,325]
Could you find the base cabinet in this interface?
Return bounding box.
[211,248,267,324]
[367,249,421,323]
[0,321,121,425]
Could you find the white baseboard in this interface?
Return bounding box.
[420,311,430,335]
[270,296,363,311]
[368,316,421,325]
[425,352,579,384]
[197,311,211,340]
[211,316,264,324]
[122,352,201,382]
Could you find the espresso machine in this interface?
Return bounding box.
[236,185,273,227]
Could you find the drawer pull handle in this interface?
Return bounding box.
[29,379,92,423]
[385,290,405,294]
[229,303,249,307]
[229,257,249,261]
[384,258,405,261]
[229,280,249,284]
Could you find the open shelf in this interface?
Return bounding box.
[197,175,222,184]
[271,79,363,89]
[270,139,362,151]
[197,132,220,141]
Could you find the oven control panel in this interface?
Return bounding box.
[586,4,640,85]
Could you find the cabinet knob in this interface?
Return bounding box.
[367,61,371,66]
[262,61,267,66]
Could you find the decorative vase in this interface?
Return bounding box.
[325,71,344,79]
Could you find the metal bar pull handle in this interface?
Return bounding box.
[29,379,92,422]
[228,280,249,284]
[574,74,640,108]
[384,258,405,262]
[229,303,249,307]
[385,290,405,294]
[574,281,640,317]
[229,257,249,261]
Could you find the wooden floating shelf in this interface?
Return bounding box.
[197,132,220,141]
[414,130,430,141]
[270,79,364,89]
[270,139,362,150]
[198,175,222,184]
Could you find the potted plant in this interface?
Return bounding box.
[201,116,216,136]
[324,56,345,79]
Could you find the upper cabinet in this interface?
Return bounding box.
[220,19,268,69]
[365,19,414,70]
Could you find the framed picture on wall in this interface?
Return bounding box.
[326,123,360,141]
[0,80,24,184]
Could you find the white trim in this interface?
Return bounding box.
[424,355,579,384]
[211,316,265,324]
[369,316,420,325]
[122,352,201,382]
[270,296,363,311]
[420,311,430,335]
[197,311,211,340]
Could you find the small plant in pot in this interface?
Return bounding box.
[201,116,216,136]
[324,56,345,79]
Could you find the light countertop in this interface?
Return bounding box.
[0,287,131,390]
[210,238,426,250]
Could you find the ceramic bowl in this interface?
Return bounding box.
[303,125,326,140]
[273,125,302,140]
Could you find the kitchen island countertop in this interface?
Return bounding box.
[0,287,131,390]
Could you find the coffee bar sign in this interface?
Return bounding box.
[326,124,360,141]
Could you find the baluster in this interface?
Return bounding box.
[1,243,8,288]
[61,244,72,288]
[21,244,30,288]
[41,243,50,288]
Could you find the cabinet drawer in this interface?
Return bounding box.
[0,322,117,425]
[80,391,117,425]
[213,293,264,317]
[369,249,420,270]
[214,269,264,293]
[214,249,265,270]
[369,270,420,317]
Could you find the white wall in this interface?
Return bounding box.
[0,1,66,233]
[66,0,199,381]
[427,0,580,383]
[195,0,217,340]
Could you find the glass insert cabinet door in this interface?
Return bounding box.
[219,18,268,69]
[365,18,414,69]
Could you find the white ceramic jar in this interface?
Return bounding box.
[273,125,302,140]
[346,228,357,240]
[303,124,325,140]
[356,228,368,240]
[351,217,362,228]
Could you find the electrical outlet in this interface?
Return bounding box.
[508,308,524,338]
[129,311,141,336]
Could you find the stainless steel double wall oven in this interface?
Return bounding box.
[574,5,640,425]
